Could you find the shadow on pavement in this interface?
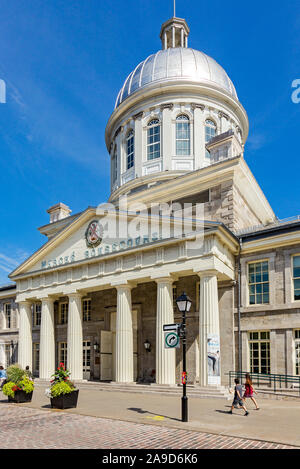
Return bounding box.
[215,409,246,417]
[127,407,181,422]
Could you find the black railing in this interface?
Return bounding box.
[227,371,300,396]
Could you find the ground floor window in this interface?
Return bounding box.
[83,299,91,322]
[59,303,68,324]
[4,304,11,329]
[249,331,270,374]
[58,342,67,367]
[33,303,41,326]
[33,343,39,374]
[295,330,300,375]
[83,341,91,378]
[5,343,11,366]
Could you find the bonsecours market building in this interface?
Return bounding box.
[1,17,300,390]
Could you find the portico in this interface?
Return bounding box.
[12,210,238,387]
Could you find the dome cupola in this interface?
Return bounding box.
[105,16,249,200]
[114,17,238,109]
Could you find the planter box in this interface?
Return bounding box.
[50,389,79,409]
[8,390,33,403]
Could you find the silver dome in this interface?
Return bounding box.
[115,47,238,108]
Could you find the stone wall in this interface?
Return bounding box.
[238,244,300,376]
[204,180,262,232]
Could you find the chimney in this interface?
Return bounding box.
[47,203,72,224]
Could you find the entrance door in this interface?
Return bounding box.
[83,341,91,380]
[100,331,113,381]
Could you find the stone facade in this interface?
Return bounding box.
[239,239,300,377]
[0,16,299,391]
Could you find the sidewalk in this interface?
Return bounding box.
[3,384,300,448]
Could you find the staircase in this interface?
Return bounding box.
[72,381,232,399]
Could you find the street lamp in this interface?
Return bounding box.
[144,339,151,352]
[176,292,192,422]
[93,341,100,353]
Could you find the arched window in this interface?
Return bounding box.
[111,146,118,184]
[205,119,217,158]
[147,119,160,160]
[176,114,190,156]
[126,130,134,169]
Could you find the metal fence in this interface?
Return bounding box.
[227,371,300,396]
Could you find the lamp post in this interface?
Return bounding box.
[144,339,151,352]
[176,292,192,422]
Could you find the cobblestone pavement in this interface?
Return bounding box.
[0,403,297,449]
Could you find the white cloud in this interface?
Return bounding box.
[0,251,29,285]
[247,133,267,151]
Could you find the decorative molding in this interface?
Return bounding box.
[218,111,229,120]
[156,247,164,265]
[132,111,144,120]
[113,126,122,140]
[160,103,174,111]
[191,103,205,111]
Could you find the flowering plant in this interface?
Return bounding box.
[46,363,76,398]
[2,367,34,398]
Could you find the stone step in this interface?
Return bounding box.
[34,379,231,399]
[76,382,231,399]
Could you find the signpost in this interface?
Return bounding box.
[163,292,192,423]
[163,323,181,332]
[164,331,180,349]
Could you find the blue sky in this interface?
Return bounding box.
[0,0,299,285]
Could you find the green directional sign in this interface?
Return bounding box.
[164,331,180,349]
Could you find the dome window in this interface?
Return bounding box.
[126,130,134,170]
[147,119,161,160]
[176,114,190,156]
[205,119,217,158]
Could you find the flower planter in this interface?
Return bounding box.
[8,390,33,403]
[50,389,79,409]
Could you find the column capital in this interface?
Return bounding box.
[196,270,219,279]
[18,300,32,307]
[68,292,83,300]
[153,276,174,285]
[39,296,57,304]
[113,281,136,290]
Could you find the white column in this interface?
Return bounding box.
[39,297,55,380]
[193,106,204,170]
[115,285,134,383]
[198,272,220,386]
[162,106,173,170]
[18,301,32,370]
[134,114,143,178]
[155,278,176,385]
[67,293,83,381]
[0,343,5,367]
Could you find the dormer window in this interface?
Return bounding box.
[147,119,161,160]
[126,130,134,170]
[176,114,190,156]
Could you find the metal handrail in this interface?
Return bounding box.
[227,371,300,396]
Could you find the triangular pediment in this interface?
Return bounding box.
[10,208,101,278]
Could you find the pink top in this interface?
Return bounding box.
[243,383,253,397]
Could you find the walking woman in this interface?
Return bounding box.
[243,373,260,410]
